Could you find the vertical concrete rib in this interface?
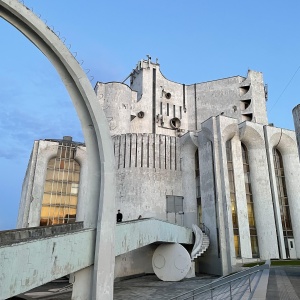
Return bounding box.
[166,136,171,170]
[131,134,137,168]
[152,68,156,134]
[119,135,125,169]
[136,134,142,168]
[176,137,181,171]
[160,135,166,169]
[142,134,148,168]
[170,137,176,170]
[114,136,120,169]
[149,134,154,168]
[125,134,131,168]
[183,84,186,113]
[155,134,160,169]
[194,84,197,130]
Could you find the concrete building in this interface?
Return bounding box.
[18,58,300,281]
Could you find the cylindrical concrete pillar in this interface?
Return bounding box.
[292,104,300,160]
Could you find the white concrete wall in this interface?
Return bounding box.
[246,70,268,125]
[17,141,39,228]
[113,133,183,222]
[95,82,135,135]
[100,60,269,139]
[114,245,156,279]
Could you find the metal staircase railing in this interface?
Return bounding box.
[199,223,210,237]
[169,261,269,300]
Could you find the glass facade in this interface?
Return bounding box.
[226,140,240,257]
[40,142,80,226]
[241,143,259,257]
[273,149,293,238]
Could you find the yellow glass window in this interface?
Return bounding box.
[40,143,80,226]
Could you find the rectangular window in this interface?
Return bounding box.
[166,195,183,213]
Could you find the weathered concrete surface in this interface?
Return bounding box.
[115,218,193,256]
[152,243,191,281]
[0,219,193,299]
[0,222,84,245]
[0,229,96,299]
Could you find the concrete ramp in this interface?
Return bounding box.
[0,219,193,299]
[115,218,194,256]
[0,225,95,300]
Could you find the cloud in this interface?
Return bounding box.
[0,82,83,160]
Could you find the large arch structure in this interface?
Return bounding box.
[0,0,115,299]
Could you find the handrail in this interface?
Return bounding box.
[169,261,270,300]
[191,224,204,259]
[199,223,210,237]
[190,269,262,299]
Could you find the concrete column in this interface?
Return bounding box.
[197,117,232,275]
[231,136,252,259]
[292,104,300,161]
[181,133,198,228]
[282,152,300,258]
[216,119,236,272]
[197,129,222,274]
[263,126,300,259]
[265,126,300,259]
[240,123,279,260]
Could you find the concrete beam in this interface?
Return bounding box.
[115,218,193,256]
[0,229,96,299]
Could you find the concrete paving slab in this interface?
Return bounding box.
[12,274,217,300]
[266,266,300,300]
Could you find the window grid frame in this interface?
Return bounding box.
[40,143,80,226]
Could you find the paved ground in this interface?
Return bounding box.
[12,274,217,300]
[266,266,300,300]
[114,274,217,300]
[10,266,300,300]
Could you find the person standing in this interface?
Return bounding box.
[116,210,123,223]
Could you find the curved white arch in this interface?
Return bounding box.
[0,1,115,299]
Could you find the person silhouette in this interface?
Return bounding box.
[116,210,123,223]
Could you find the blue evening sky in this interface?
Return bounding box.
[1,0,300,230]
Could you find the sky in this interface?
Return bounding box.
[1,0,300,230]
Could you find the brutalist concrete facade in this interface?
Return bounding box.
[19,58,300,279]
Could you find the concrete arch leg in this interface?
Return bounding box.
[0,1,115,299]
